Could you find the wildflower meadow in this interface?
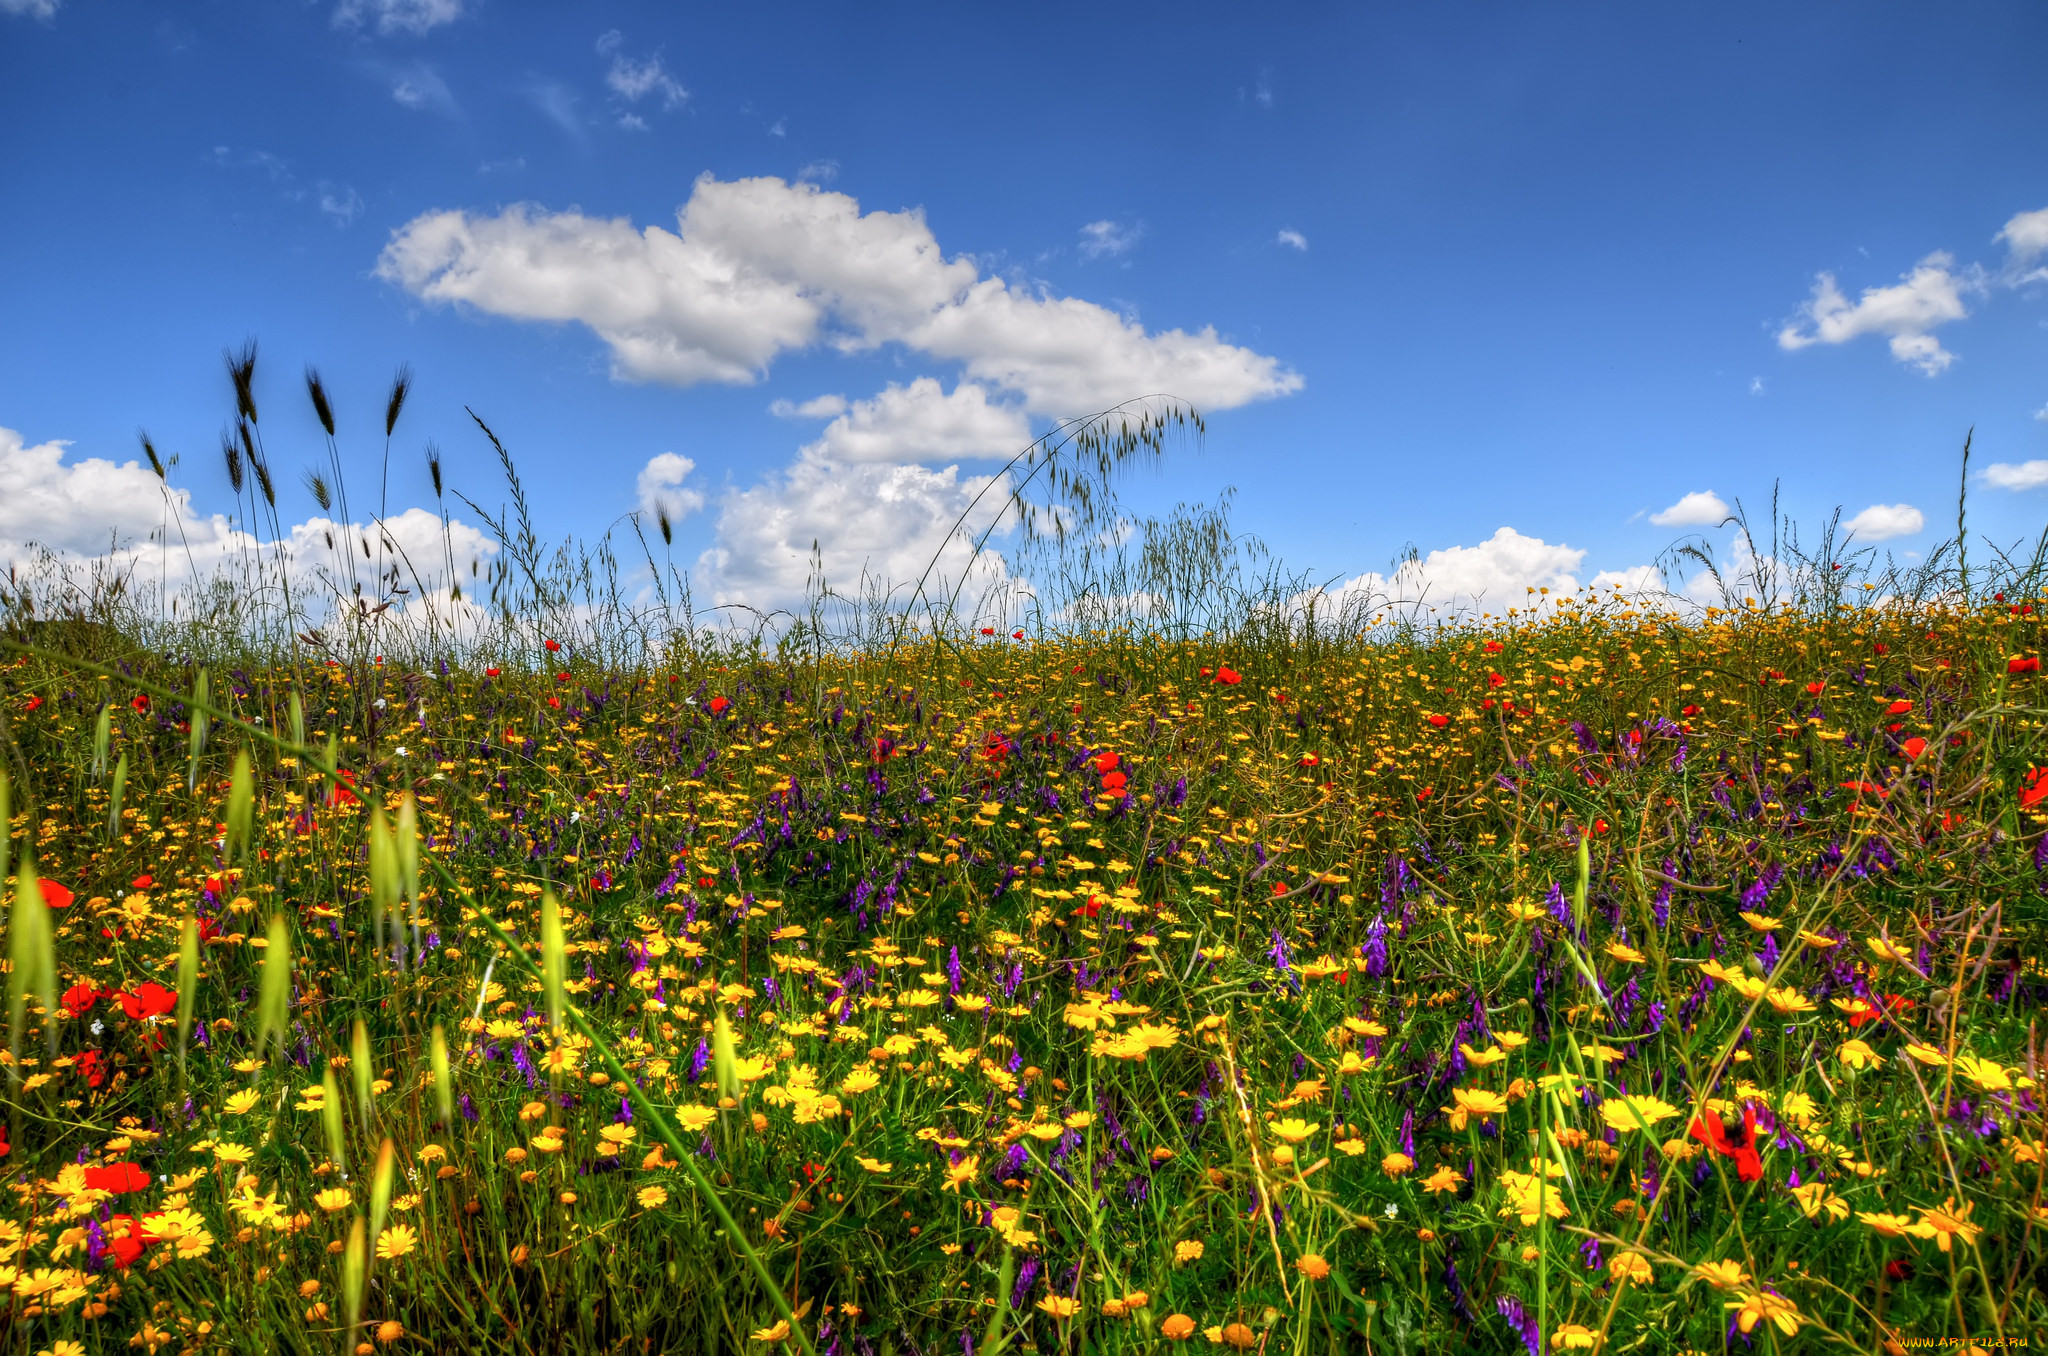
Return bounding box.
[0,397,2043,1354]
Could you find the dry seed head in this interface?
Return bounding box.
[384,363,412,438]
[225,339,258,423]
[305,365,336,437]
[139,429,166,479]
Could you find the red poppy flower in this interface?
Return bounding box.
[75,1050,106,1088]
[1901,737,1928,760]
[1011,630,1025,640]
[1885,699,1912,715]
[555,672,571,683]
[117,982,177,1021]
[544,639,561,652]
[1071,894,1103,919]
[104,1217,148,1268]
[328,770,360,807]
[1426,713,1449,728]
[546,695,563,709]
[1487,671,1506,687]
[1682,704,1700,717]
[1873,642,1889,655]
[131,693,150,713]
[485,667,502,678]
[1690,1106,1763,1182]
[85,1162,150,1193]
[131,874,153,890]
[1483,640,1504,653]
[1198,667,1213,678]
[1101,771,1127,793]
[1805,681,1825,695]
[60,982,101,1017]
[37,879,74,910]
[0,1125,9,1158]
[1213,666,1241,685]
[980,627,995,636]
[708,696,730,714]
[1095,752,1119,774]
[1299,754,1321,768]
[1840,780,1889,799]
[23,695,43,713]
[2010,656,2041,675]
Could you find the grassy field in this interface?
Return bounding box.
[0,584,2044,1355]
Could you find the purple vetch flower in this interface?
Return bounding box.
[615,1096,633,1124]
[1010,1255,1042,1309]
[1268,929,1300,993]
[1579,1235,1602,1270]
[1362,912,1389,978]
[1497,1295,1539,1356]
[460,1092,480,1123]
[690,1038,713,1082]
[1000,1142,1030,1179]
[1741,862,1784,912]
[1443,1248,1475,1323]
[946,945,963,994]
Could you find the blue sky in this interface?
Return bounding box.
[5,0,2048,612]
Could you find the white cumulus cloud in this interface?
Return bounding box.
[1315,528,1664,618]
[1997,205,2048,282]
[635,452,706,522]
[334,0,460,36]
[376,174,1300,415]
[1648,490,1732,528]
[695,455,1013,608]
[0,427,191,564]
[1842,503,1924,540]
[0,425,495,610]
[799,379,1028,465]
[1983,460,2048,492]
[1778,252,1976,375]
[770,394,850,419]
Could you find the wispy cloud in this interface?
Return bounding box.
[381,61,460,118]
[522,78,585,145]
[1276,228,1307,252]
[207,146,362,229]
[334,0,461,37]
[1078,220,1143,262]
[317,182,364,227]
